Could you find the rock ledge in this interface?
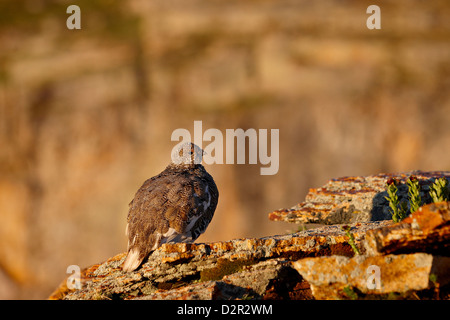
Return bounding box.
[49,172,450,300]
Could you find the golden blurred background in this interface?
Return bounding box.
[0,0,449,299]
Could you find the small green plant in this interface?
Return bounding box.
[429,273,440,299]
[385,176,450,223]
[429,273,437,284]
[341,225,361,255]
[342,286,358,300]
[385,178,408,222]
[429,177,449,203]
[407,175,422,213]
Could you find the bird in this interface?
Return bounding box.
[122,142,219,272]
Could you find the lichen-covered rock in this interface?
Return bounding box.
[292,201,450,300]
[364,201,450,256]
[293,253,450,300]
[136,259,304,300]
[49,221,388,300]
[269,171,450,225]
[134,280,252,300]
[49,172,450,300]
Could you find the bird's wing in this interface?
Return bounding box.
[123,173,198,271]
[123,175,171,272]
[188,173,219,240]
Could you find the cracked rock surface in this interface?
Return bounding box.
[268,170,450,225]
[49,171,450,300]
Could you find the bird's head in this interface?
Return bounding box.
[170,142,205,167]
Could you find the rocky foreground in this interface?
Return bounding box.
[49,171,450,300]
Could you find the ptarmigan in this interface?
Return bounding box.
[122,142,219,272]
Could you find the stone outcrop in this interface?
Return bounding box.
[49,221,389,300]
[49,172,450,300]
[292,201,450,300]
[268,171,450,225]
[293,253,450,300]
[364,201,450,256]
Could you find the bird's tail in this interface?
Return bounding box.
[122,248,143,272]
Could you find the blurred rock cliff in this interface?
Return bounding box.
[0,0,449,298]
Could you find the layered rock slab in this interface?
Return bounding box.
[292,201,450,299]
[364,201,450,256]
[49,221,389,300]
[293,253,450,300]
[269,170,450,225]
[49,172,450,300]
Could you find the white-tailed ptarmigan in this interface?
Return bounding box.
[122,142,219,272]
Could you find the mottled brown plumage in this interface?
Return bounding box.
[122,143,218,272]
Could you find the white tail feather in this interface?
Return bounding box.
[122,248,141,272]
